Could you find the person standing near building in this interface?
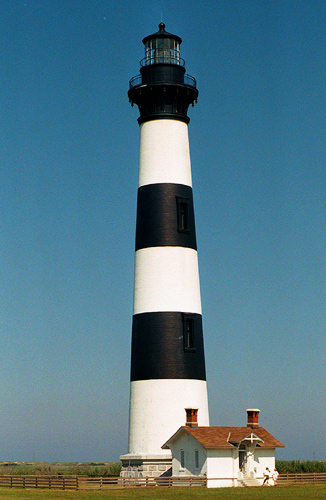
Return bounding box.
[272,468,279,486]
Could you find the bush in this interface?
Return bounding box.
[276,460,326,474]
[0,462,122,477]
[108,462,122,476]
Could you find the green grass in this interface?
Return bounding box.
[0,485,325,500]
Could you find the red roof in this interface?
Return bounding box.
[162,426,285,449]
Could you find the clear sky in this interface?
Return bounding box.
[1,0,325,462]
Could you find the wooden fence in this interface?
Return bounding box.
[0,472,325,490]
[0,475,79,490]
[0,475,207,490]
[278,472,326,485]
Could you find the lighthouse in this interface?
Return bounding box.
[120,23,209,478]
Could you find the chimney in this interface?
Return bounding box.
[246,409,260,428]
[185,408,198,428]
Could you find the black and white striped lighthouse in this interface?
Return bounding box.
[120,23,209,478]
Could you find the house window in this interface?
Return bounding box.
[177,197,190,233]
[183,314,196,352]
[180,449,185,469]
[195,449,199,469]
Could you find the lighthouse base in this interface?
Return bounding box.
[120,453,172,478]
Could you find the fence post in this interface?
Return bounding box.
[76,476,79,490]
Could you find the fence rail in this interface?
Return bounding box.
[0,475,79,490]
[0,475,207,490]
[278,472,326,484]
[0,472,325,490]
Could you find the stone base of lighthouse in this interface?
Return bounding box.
[120,453,172,478]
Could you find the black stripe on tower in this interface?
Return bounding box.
[130,312,206,381]
[136,183,197,250]
[128,61,198,125]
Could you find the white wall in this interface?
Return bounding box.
[169,436,238,487]
[253,448,275,480]
[206,448,237,488]
[133,247,201,315]
[138,120,192,187]
[168,436,277,488]
[128,380,209,456]
[169,431,207,477]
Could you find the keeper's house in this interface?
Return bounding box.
[162,408,284,487]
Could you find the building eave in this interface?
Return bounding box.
[162,426,285,450]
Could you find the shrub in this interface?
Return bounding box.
[276,460,326,474]
[108,462,122,476]
[0,461,122,477]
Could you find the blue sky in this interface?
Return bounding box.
[1,0,325,462]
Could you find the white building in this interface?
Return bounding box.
[162,409,284,487]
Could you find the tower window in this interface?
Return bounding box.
[177,197,190,233]
[183,314,196,352]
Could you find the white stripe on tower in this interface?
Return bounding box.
[139,120,192,187]
[133,247,202,315]
[128,380,209,455]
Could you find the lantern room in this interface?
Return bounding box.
[142,22,182,66]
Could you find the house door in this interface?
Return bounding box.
[239,445,247,473]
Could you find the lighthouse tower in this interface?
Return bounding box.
[120,23,209,478]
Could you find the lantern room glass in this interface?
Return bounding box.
[144,38,180,66]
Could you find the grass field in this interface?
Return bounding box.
[0,485,325,500]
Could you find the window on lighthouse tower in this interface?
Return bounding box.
[179,201,188,230]
[183,314,196,352]
[177,197,190,233]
